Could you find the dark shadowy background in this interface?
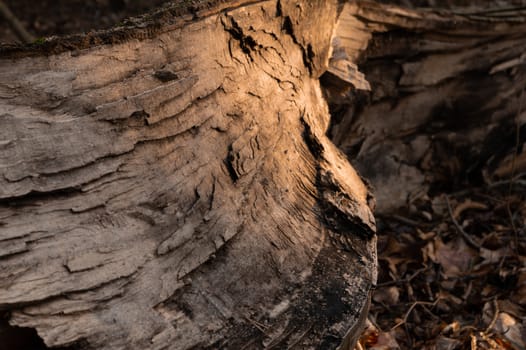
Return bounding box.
[1,0,169,44]
[2,0,526,44]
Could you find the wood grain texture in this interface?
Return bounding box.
[327,1,526,213]
[0,1,377,349]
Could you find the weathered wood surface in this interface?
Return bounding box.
[327,1,526,213]
[3,0,524,348]
[0,1,377,349]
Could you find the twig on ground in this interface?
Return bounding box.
[446,196,482,249]
[0,0,34,43]
[419,304,440,321]
[388,214,423,227]
[376,267,430,288]
[391,299,441,331]
[484,299,500,334]
[470,333,477,350]
[488,172,526,188]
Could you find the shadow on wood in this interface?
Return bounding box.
[0,1,375,349]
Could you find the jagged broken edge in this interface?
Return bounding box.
[0,0,262,58]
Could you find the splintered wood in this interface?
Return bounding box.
[0,1,376,349]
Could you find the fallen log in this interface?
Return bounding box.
[1,0,525,349]
[0,1,376,349]
[327,1,526,213]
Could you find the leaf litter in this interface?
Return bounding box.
[356,179,526,350]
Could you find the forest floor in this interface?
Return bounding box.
[1,1,524,350]
[361,183,526,350]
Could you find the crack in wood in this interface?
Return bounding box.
[0,1,377,349]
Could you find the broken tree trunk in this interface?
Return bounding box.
[0,1,377,349]
[326,1,526,213]
[2,0,525,348]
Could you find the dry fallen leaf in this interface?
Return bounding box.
[482,301,526,350]
[452,199,488,220]
[368,331,401,350]
[492,313,526,350]
[511,269,526,305]
[357,319,401,350]
[493,152,526,179]
[380,256,407,277]
[425,237,477,279]
[373,286,400,305]
[441,321,460,336]
[417,229,436,241]
[435,336,462,350]
[372,178,525,350]
[431,195,448,217]
[479,247,514,264]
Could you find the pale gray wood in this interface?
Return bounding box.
[328,1,526,213]
[5,0,522,348]
[0,1,377,349]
